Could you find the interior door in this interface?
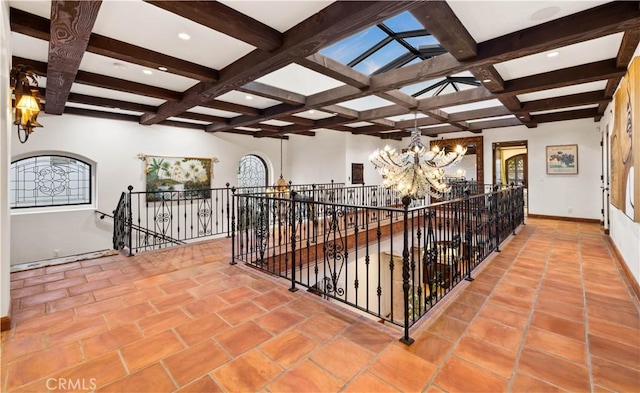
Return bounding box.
[505,154,527,187]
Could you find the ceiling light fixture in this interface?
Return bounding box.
[143,69,153,75]
[245,95,253,100]
[308,110,315,114]
[370,111,466,199]
[158,66,168,71]
[267,137,289,194]
[178,32,190,40]
[482,79,492,83]
[10,65,43,143]
[531,6,561,21]
[546,51,560,58]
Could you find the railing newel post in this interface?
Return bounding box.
[230,187,237,265]
[289,190,299,292]
[226,182,231,237]
[127,185,133,256]
[464,190,474,281]
[400,195,414,346]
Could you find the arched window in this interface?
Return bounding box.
[237,155,268,190]
[10,155,92,208]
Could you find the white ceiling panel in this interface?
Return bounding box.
[65,102,143,116]
[11,33,49,63]
[467,115,516,123]
[92,0,255,70]
[495,33,623,80]
[440,99,504,114]
[79,52,199,92]
[448,1,611,43]
[189,106,241,118]
[217,90,281,109]
[293,110,335,120]
[517,81,607,102]
[69,84,166,106]
[531,104,598,116]
[219,1,334,33]
[345,121,373,128]
[9,0,50,18]
[167,116,209,125]
[385,113,428,122]
[256,64,345,96]
[261,119,294,126]
[338,95,394,111]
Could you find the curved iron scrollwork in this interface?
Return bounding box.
[322,207,346,298]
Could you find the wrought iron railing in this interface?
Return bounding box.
[231,185,524,344]
[112,182,344,255]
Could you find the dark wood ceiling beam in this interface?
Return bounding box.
[530,107,599,124]
[238,81,305,105]
[276,116,315,126]
[616,29,640,68]
[144,1,282,51]
[500,59,626,96]
[410,1,476,60]
[349,124,397,135]
[417,87,494,111]
[322,105,359,119]
[472,66,505,92]
[306,85,363,108]
[74,70,182,101]
[448,106,512,122]
[359,105,407,122]
[67,91,155,113]
[9,8,219,83]
[604,77,622,98]
[255,123,283,133]
[499,96,522,111]
[45,1,102,114]
[15,56,183,101]
[297,53,370,89]
[519,90,609,113]
[207,103,303,132]
[143,1,420,125]
[371,1,640,91]
[395,116,441,129]
[200,100,258,116]
[62,106,206,130]
[467,117,522,131]
[177,112,228,124]
[376,90,418,109]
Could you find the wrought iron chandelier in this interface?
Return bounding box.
[370,113,466,199]
[10,65,43,143]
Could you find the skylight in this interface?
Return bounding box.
[319,11,446,76]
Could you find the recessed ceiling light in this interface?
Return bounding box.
[142,69,153,75]
[531,6,561,21]
[178,32,190,40]
[158,66,168,72]
[519,115,526,118]
[308,110,315,114]
[482,79,492,83]
[546,51,560,58]
[245,95,253,100]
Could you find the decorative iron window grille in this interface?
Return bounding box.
[10,155,92,208]
[237,154,268,189]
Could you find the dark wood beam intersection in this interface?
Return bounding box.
[46,1,102,114]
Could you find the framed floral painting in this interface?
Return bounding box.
[546,145,578,175]
[143,156,213,201]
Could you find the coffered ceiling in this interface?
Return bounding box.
[8,1,640,139]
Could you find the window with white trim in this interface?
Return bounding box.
[10,155,92,208]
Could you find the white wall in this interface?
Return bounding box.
[346,133,388,186]
[288,129,347,184]
[10,114,287,264]
[1,0,12,320]
[427,118,602,220]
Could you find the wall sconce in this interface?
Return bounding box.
[10,65,43,143]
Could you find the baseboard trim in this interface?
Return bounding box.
[1,315,10,331]
[527,214,600,223]
[607,237,640,302]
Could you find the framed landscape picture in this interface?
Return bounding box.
[546,145,578,175]
[144,156,213,201]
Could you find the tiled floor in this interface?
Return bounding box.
[1,218,639,392]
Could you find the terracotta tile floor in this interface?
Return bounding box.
[2,218,639,392]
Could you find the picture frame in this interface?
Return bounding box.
[143,155,214,201]
[546,144,578,175]
[351,163,364,185]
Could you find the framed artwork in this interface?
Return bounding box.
[546,145,578,175]
[611,57,638,222]
[351,163,364,185]
[142,155,214,201]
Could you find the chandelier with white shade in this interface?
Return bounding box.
[370,114,466,199]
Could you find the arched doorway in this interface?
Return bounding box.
[505,153,527,187]
[238,154,268,190]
